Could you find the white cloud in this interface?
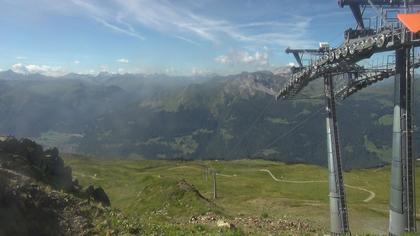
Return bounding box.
[117,58,129,63]
[87,69,97,75]
[288,62,296,67]
[214,55,230,64]
[5,1,317,48]
[16,56,28,60]
[215,48,269,66]
[67,0,314,48]
[191,67,208,76]
[11,63,66,77]
[74,60,80,64]
[93,15,145,40]
[100,65,108,72]
[117,68,125,74]
[165,67,177,75]
[174,35,201,46]
[71,0,145,40]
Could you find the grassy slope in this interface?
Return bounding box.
[64,155,420,235]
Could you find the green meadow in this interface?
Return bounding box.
[64,154,420,235]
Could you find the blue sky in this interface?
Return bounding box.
[0,0,355,76]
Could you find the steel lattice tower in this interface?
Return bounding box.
[273,1,420,235]
[324,74,350,235]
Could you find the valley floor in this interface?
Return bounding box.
[63,155,420,235]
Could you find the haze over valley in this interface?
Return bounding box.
[0,69,415,169]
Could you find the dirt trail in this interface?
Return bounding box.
[344,184,376,203]
[72,171,103,180]
[259,169,326,183]
[158,165,376,203]
[259,169,376,203]
[0,167,30,181]
[168,166,202,171]
[216,173,237,177]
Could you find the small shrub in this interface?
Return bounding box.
[260,212,269,219]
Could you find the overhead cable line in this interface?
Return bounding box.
[253,106,325,156]
[227,98,275,158]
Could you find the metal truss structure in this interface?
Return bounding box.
[274,0,420,235]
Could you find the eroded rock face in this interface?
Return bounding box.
[0,138,74,191]
[0,137,114,206]
[175,179,210,203]
[0,137,122,235]
[0,136,120,236]
[0,167,143,236]
[0,168,87,236]
[84,185,111,207]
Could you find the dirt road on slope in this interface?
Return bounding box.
[259,169,375,202]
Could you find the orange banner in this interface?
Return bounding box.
[397,13,420,33]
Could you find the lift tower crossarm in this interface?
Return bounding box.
[336,58,420,100]
[294,28,419,76]
[276,62,363,100]
[285,47,328,67]
[276,58,420,101]
[339,0,414,5]
[336,69,394,99]
[338,0,420,29]
[277,27,420,100]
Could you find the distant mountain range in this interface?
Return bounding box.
[0,69,417,169]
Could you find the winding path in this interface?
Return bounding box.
[259,169,326,183]
[72,171,103,180]
[156,165,376,203]
[344,184,376,203]
[168,166,238,178]
[168,166,202,171]
[0,167,30,180]
[258,169,376,203]
[216,173,237,177]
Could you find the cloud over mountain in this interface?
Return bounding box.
[116,58,129,64]
[215,48,270,67]
[11,63,66,77]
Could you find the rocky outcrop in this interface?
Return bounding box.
[189,212,321,235]
[84,185,111,206]
[0,167,90,235]
[0,137,74,191]
[0,167,140,236]
[0,136,125,235]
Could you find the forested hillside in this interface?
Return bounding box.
[0,70,417,169]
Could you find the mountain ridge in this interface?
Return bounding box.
[0,70,415,169]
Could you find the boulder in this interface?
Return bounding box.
[85,185,111,206]
[216,219,234,228]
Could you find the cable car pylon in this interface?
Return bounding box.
[273,0,420,234]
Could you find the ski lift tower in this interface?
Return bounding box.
[276,0,420,235]
[281,44,353,235]
[338,0,420,234]
[388,11,419,236]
